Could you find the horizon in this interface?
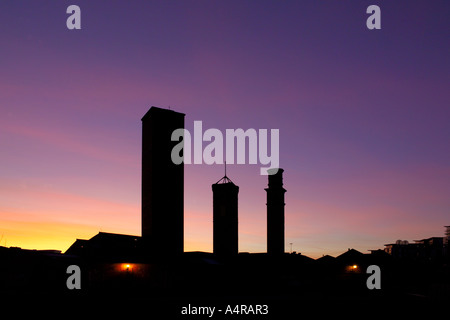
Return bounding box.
[1,1,449,260]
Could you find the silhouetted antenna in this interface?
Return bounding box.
[215,162,234,184]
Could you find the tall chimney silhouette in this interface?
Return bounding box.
[212,174,239,258]
[266,168,286,255]
[141,106,185,257]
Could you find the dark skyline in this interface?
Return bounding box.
[1,104,449,312]
[0,1,449,258]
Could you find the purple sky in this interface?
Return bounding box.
[0,1,449,257]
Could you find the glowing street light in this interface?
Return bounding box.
[121,263,133,272]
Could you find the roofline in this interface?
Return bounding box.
[141,106,185,121]
[96,231,141,237]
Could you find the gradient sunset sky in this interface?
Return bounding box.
[1,1,449,258]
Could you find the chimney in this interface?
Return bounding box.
[212,175,239,258]
[266,168,286,255]
[141,106,185,258]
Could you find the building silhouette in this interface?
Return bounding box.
[385,236,446,261]
[444,226,450,260]
[266,168,286,255]
[65,232,141,261]
[141,107,185,257]
[212,174,239,257]
[5,105,450,308]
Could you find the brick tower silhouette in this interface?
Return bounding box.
[266,168,286,255]
[212,169,239,258]
[141,106,185,258]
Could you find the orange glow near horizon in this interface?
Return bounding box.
[0,218,102,252]
[1,0,449,264]
[0,164,448,260]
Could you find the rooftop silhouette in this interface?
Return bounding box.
[1,107,449,313]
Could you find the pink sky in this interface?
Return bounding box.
[0,1,449,258]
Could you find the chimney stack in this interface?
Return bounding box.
[266,168,286,255]
[141,106,185,258]
[212,175,239,258]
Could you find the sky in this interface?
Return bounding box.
[0,0,449,258]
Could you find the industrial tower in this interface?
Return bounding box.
[212,172,239,258]
[266,168,286,255]
[141,106,185,257]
